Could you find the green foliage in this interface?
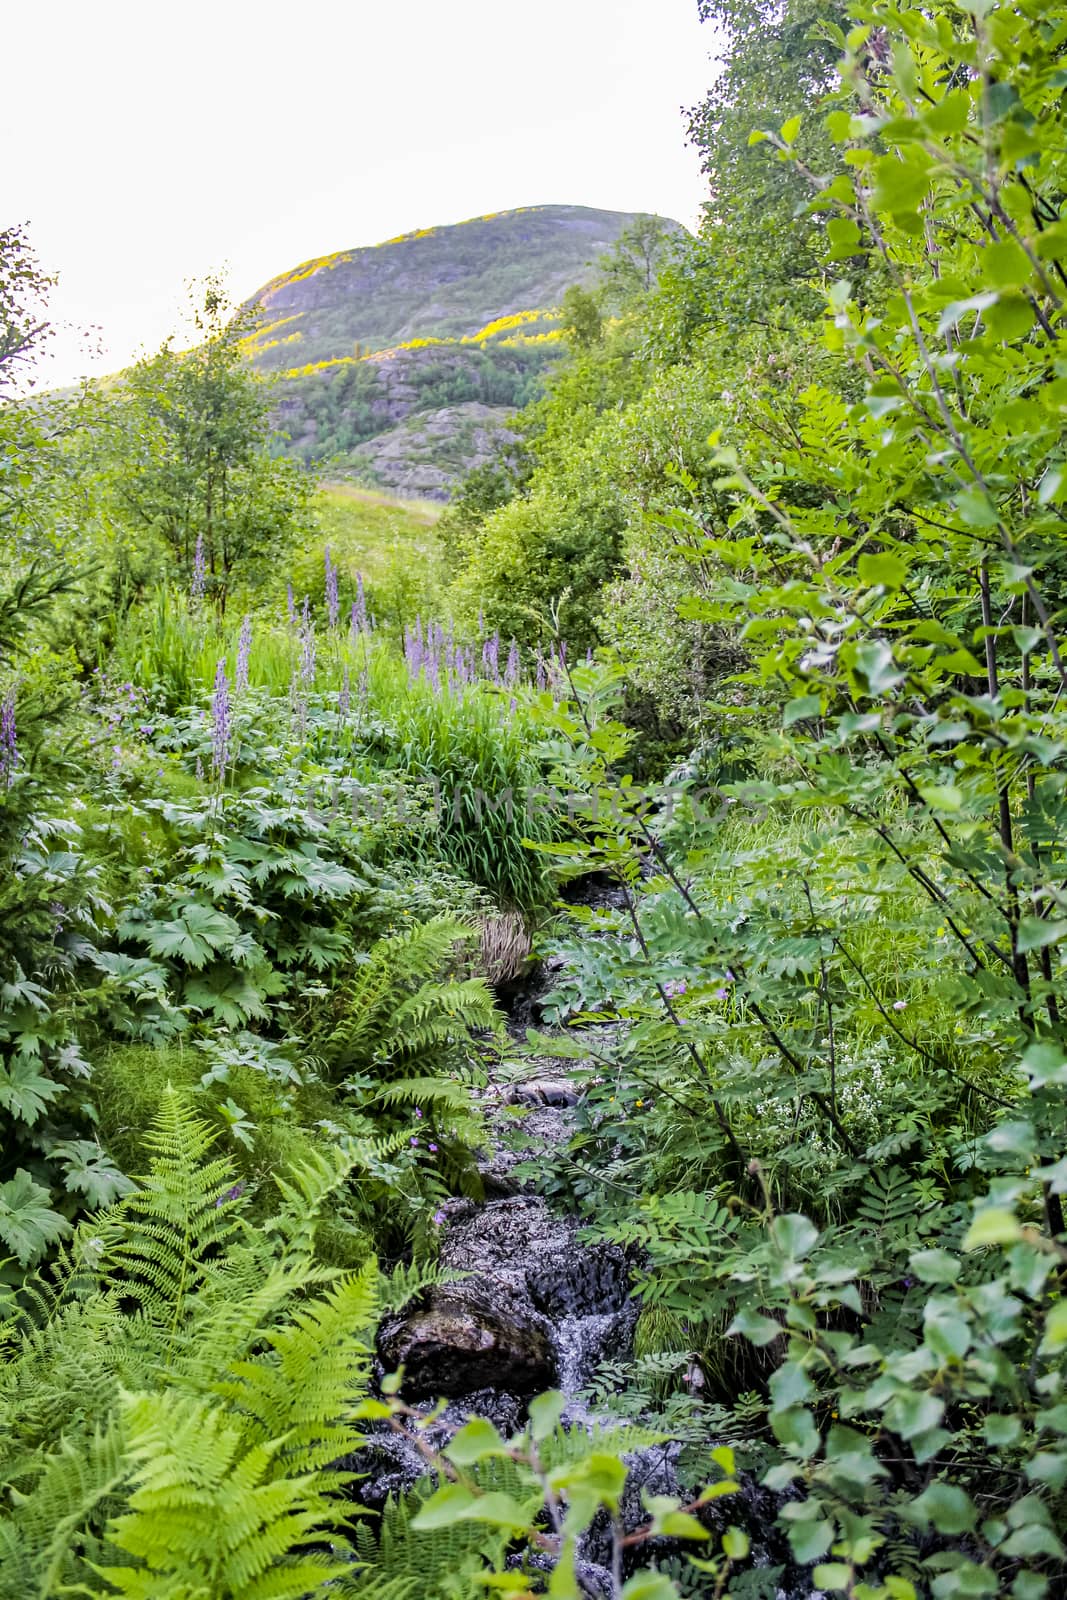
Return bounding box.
[105,279,314,605]
[0,1091,394,1599]
[312,914,500,1082]
[502,1,1067,1593]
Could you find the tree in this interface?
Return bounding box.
[0,224,53,394]
[110,281,312,608]
[558,284,603,351]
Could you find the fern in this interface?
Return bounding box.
[851,1165,918,1239]
[102,1091,240,1340]
[314,917,501,1083]
[0,1094,390,1599]
[342,1468,524,1600]
[93,1389,352,1599]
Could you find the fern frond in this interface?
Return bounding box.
[215,1260,379,1473]
[103,1090,242,1335]
[96,1390,352,1599]
[0,1421,129,1599]
[375,1078,473,1114]
[378,1258,449,1316]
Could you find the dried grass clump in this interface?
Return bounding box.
[476,909,531,986]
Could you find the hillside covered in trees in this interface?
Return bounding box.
[3,1,1067,1597]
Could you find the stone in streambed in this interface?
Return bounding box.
[504,1077,582,1107]
[378,1285,556,1397]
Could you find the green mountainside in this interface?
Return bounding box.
[246,205,676,496]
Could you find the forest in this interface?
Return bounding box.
[1,0,1066,1595]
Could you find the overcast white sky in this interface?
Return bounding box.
[4,0,718,388]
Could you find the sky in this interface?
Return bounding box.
[4,0,718,389]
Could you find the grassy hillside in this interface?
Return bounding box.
[251,205,681,493]
[286,483,445,631]
[245,206,656,371]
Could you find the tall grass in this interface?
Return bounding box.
[112,586,555,909]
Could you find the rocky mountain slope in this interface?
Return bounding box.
[247,205,675,498]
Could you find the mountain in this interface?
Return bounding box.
[246,205,680,498]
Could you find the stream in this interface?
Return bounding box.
[350,887,811,1598]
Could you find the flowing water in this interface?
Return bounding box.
[351,885,810,1598]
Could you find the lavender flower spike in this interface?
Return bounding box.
[191,532,206,603]
[0,688,17,786]
[300,598,316,686]
[352,572,368,635]
[211,658,231,777]
[235,614,252,693]
[325,545,339,628]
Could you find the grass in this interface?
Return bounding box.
[110,584,557,910]
[289,485,445,633]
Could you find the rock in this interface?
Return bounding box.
[377,1197,633,1401]
[476,1105,574,1196]
[378,1285,556,1397]
[504,1077,581,1108]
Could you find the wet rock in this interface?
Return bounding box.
[476,1105,575,1196]
[505,1077,581,1107]
[378,1285,556,1397]
[377,1197,634,1402]
[342,1388,526,1511]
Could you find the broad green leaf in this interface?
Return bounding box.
[857,552,907,589]
[783,694,822,726]
[771,1213,819,1260]
[910,1249,960,1285]
[1041,1299,1067,1353]
[886,1388,944,1440]
[1016,917,1067,954]
[918,784,964,812]
[728,1306,783,1346]
[620,1576,679,1600]
[1022,1042,1067,1088]
[983,239,1032,288]
[910,1481,977,1534]
[0,1171,71,1266]
[528,1390,566,1442]
[963,1207,1023,1250]
[445,1417,511,1466]
[723,1527,750,1560]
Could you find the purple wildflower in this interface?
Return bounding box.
[191,533,206,603]
[351,573,368,635]
[410,1136,419,1147]
[235,614,252,693]
[432,1209,446,1226]
[893,999,907,1011]
[428,1142,438,1153]
[505,639,520,687]
[0,689,17,786]
[414,1108,423,1119]
[300,599,316,686]
[325,545,339,628]
[211,658,231,776]
[339,665,351,716]
[663,979,687,999]
[482,632,500,681]
[215,1182,245,1208]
